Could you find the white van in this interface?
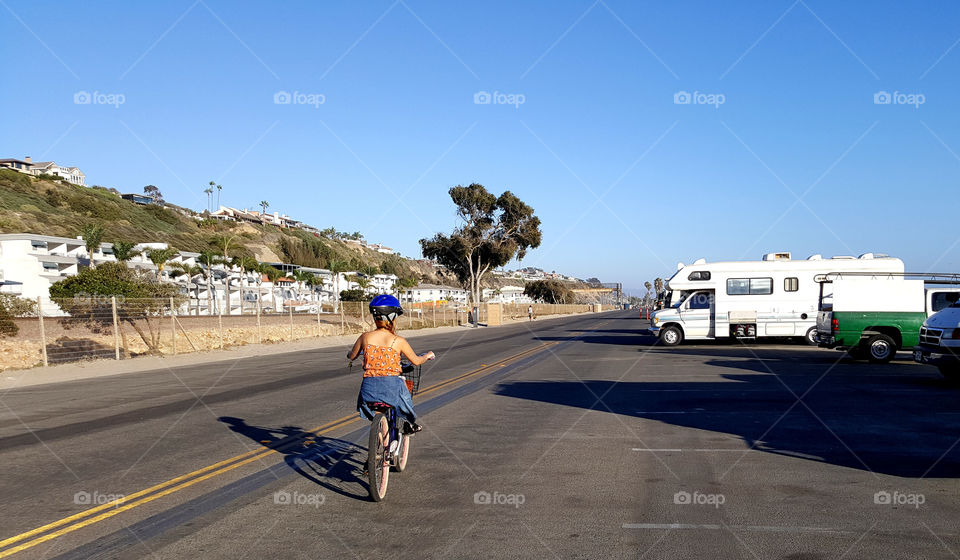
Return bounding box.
[649,252,905,346]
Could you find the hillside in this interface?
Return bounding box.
[0,170,438,284]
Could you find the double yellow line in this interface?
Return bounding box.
[0,341,555,558]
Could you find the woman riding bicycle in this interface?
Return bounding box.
[348,295,434,433]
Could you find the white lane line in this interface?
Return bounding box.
[622,523,849,535]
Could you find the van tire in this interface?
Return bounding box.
[865,334,897,364]
[804,327,818,346]
[660,326,683,347]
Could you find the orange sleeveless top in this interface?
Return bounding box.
[362,342,402,378]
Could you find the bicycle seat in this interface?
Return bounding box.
[367,401,393,411]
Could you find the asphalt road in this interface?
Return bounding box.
[2,310,960,559]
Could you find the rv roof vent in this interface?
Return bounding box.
[762,252,792,261]
[874,253,890,258]
[693,258,706,265]
[859,253,875,259]
[832,255,855,260]
[807,254,823,260]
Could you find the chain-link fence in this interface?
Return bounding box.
[0,297,602,371]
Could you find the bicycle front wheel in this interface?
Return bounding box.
[367,413,390,501]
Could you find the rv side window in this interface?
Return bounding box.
[727,278,773,295]
[784,277,799,292]
[688,271,711,281]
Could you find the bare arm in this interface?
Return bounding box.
[347,334,365,361]
[398,338,434,366]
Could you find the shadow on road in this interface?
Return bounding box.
[493,373,960,478]
[218,416,369,500]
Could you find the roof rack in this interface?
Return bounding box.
[815,272,960,285]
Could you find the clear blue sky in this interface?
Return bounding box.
[3,1,960,293]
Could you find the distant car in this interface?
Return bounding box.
[914,298,960,380]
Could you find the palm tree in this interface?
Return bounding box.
[79,223,105,268]
[328,260,350,312]
[146,247,178,281]
[216,183,222,209]
[111,241,140,264]
[261,265,284,312]
[292,269,315,300]
[352,275,372,296]
[233,256,261,313]
[204,184,214,212]
[259,200,269,215]
[212,235,240,314]
[197,251,223,314]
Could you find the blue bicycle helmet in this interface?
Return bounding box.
[369,294,404,323]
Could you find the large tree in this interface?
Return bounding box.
[524,279,574,304]
[420,184,541,305]
[49,262,183,354]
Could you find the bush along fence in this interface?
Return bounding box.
[0,297,602,371]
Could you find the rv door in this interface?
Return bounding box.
[681,291,715,338]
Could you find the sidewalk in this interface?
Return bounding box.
[0,311,595,390]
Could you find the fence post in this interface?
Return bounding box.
[316,303,322,337]
[37,297,48,367]
[111,296,120,360]
[339,301,345,335]
[170,296,177,356]
[218,302,224,350]
[288,305,294,341]
[256,286,262,344]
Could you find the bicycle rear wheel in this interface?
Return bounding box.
[367,413,390,501]
[394,433,410,472]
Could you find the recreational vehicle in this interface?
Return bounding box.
[649,252,904,346]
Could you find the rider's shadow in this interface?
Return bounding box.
[218,416,369,500]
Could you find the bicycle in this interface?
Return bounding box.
[364,361,422,502]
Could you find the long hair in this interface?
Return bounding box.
[374,318,396,333]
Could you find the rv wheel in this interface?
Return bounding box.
[804,327,818,346]
[660,326,683,347]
